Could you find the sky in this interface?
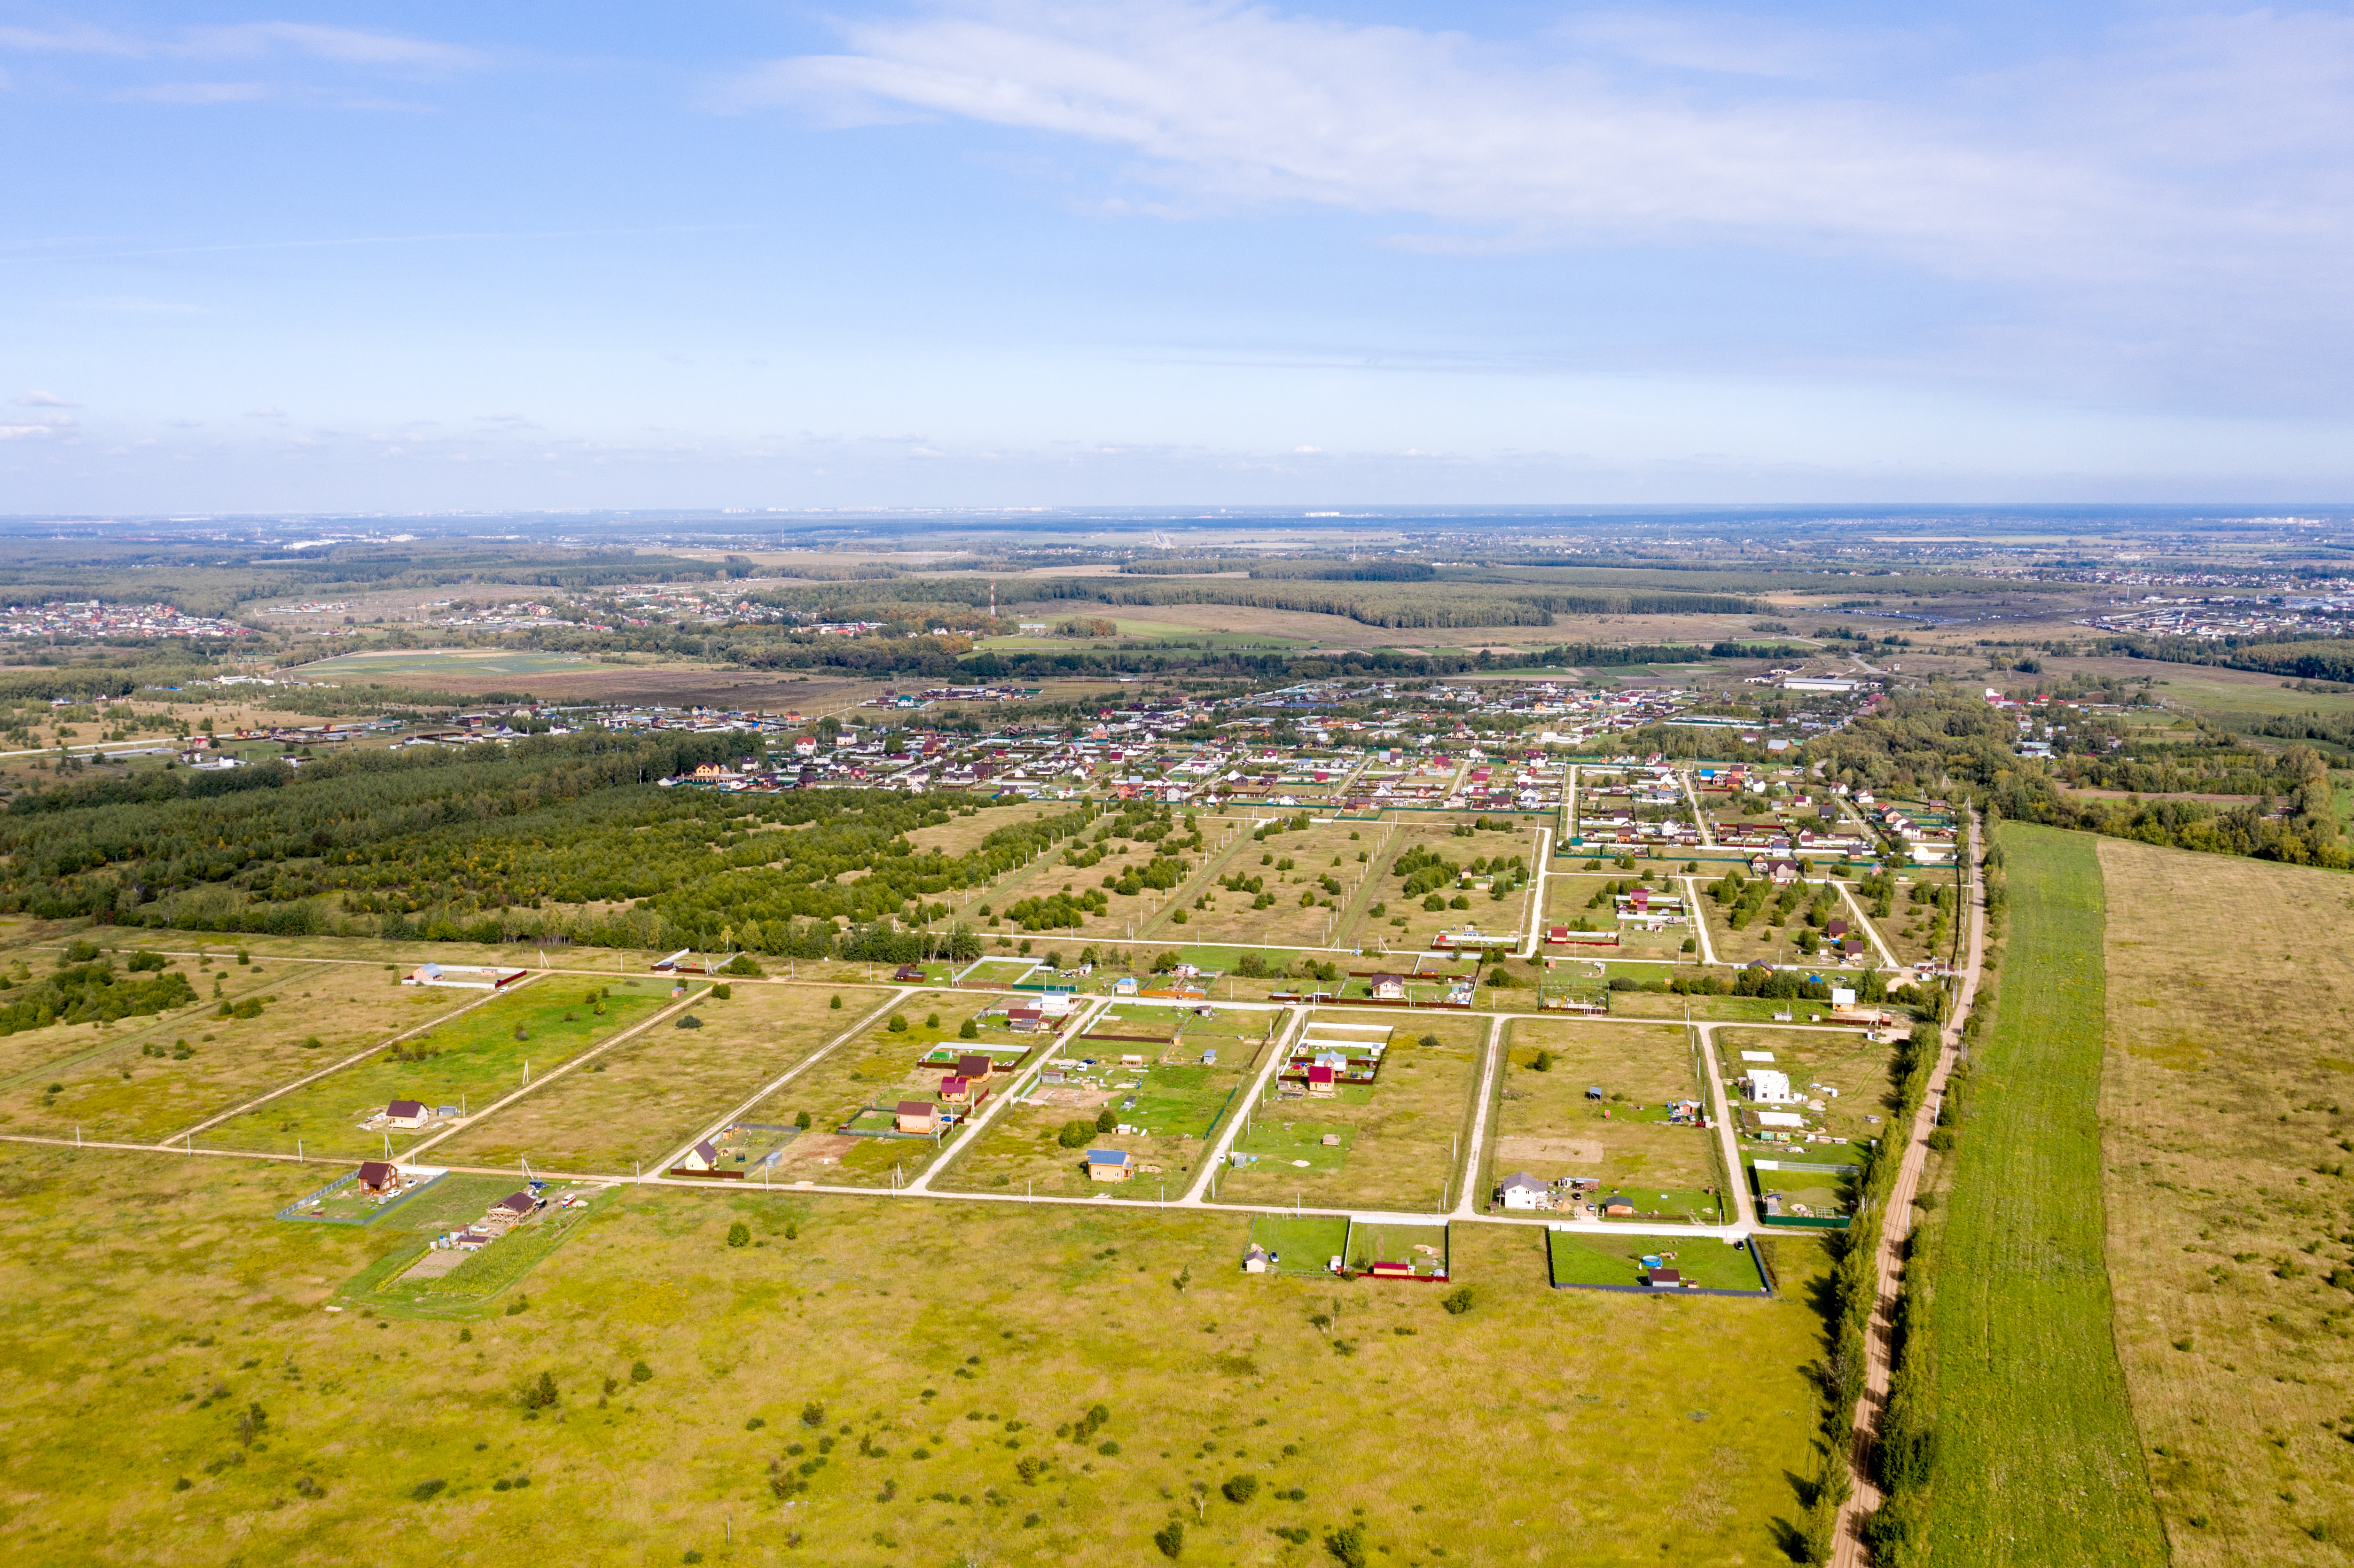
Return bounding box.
[4,0,2354,513]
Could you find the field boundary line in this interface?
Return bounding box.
[161,971,549,1146]
[1681,875,1722,967]
[400,983,712,1162]
[1692,1022,1755,1228]
[1834,880,1901,971]
[1829,809,1986,1568]
[1185,1002,1305,1205]
[648,986,913,1177]
[0,960,321,1094]
[1449,1012,1509,1217]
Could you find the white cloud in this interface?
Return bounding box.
[739,1,2354,304]
[0,20,478,69]
[11,390,77,407]
[118,81,272,104]
[0,418,71,440]
[245,406,287,419]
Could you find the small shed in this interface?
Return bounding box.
[1306,1064,1337,1097]
[1085,1148,1134,1183]
[1241,1243,1272,1274]
[1601,1194,1637,1217]
[894,1100,942,1135]
[1007,1007,1044,1033]
[1645,1267,1683,1289]
[1584,1085,1605,1101]
[893,964,926,982]
[938,1074,972,1105]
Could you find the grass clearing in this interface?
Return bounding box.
[2096,835,2354,1563]
[429,983,892,1175]
[0,1141,1837,1567]
[203,979,670,1160]
[1921,823,2167,1566]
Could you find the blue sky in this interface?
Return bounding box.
[4,1,2352,512]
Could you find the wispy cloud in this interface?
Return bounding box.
[0,19,480,71]
[11,390,77,407]
[736,1,2354,303]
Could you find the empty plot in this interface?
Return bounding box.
[0,962,476,1143]
[1351,821,1537,958]
[1214,1012,1484,1213]
[429,983,891,1174]
[1548,1232,1765,1291]
[203,979,670,1159]
[1491,1020,1720,1222]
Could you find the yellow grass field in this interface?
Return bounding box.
[2097,836,2354,1563]
[427,983,893,1175]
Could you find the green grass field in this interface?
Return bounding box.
[1921,824,2167,1565]
[293,649,598,680]
[1548,1231,1766,1291]
[0,1141,1839,1567]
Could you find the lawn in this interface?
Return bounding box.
[1547,1231,1767,1291]
[1212,1012,1485,1214]
[0,1140,1840,1568]
[1919,823,2167,1566]
[427,983,892,1175]
[0,961,481,1144]
[2094,835,2354,1564]
[1542,872,1697,962]
[201,979,671,1160]
[1243,1213,1350,1273]
[1487,1019,1721,1224]
[740,990,1010,1189]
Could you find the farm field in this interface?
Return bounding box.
[2095,835,2354,1564]
[428,983,892,1175]
[0,960,477,1143]
[1212,1011,1485,1214]
[1486,1020,1721,1223]
[0,1139,1840,1568]
[1919,824,2167,1566]
[289,648,601,681]
[202,980,672,1160]
[738,989,1010,1188]
[933,1003,1272,1200]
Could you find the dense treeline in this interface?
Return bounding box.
[2101,632,2354,684]
[0,732,1133,958]
[1811,688,2348,868]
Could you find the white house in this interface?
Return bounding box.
[1745,1069,1798,1104]
[1498,1171,1547,1210]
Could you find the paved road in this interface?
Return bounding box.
[1830,809,1986,1568]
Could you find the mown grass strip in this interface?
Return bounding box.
[1924,823,2166,1566]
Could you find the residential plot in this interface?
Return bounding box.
[1541,872,1697,962]
[1487,1019,1722,1224]
[1714,1027,1897,1149]
[1691,871,1882,972]
[933,1003,1271,1199]
[203,978,672,1159]
[1547,1231,1767,1291]
[1213,1011,1484,1213]
[428,983,891,1175]
[739,989,1023,1188]
[1350,821,1537,958]
[0,960,478,1143]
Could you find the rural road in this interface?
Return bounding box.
[1830,808,1986,1568]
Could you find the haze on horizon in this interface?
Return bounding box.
[5,0,2354,512]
